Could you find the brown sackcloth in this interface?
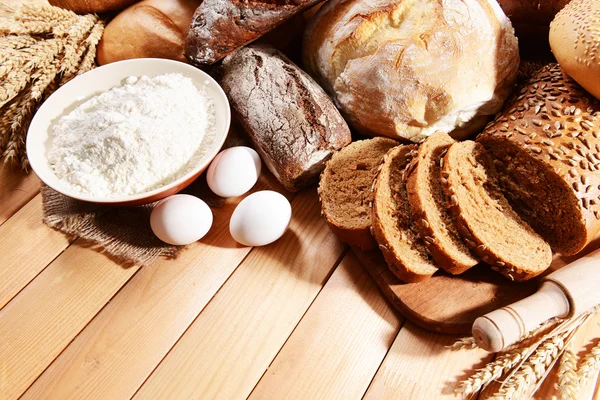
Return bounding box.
[40,129,247,267]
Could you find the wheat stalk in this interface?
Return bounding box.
[558,345,579,400]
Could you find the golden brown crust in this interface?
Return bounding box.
[48,0,137,14]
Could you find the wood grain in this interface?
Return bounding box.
[363,322,493,399]
[0,166,39,226]
[22,177,292,400]
[133,190,345,399]
[249,252,402,400]
[0,194,72,310]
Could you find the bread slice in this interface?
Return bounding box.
[371,145,438,283]
[318,137,399,250]
[405,132,479,274]
[441,141,552,281]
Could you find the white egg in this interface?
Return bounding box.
[206,146,262,198]
[230,191,292,247]
[150,194,213,245]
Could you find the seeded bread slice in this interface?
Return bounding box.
[405,132,479,274]
[441,141,552,281]
[371,145,438,283]
[319,137,399,250]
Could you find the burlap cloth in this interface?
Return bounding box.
[41,131,245,267]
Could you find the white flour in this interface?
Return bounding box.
[48,73,216,197]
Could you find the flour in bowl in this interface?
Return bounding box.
[48,73,216,197]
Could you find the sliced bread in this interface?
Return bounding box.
[441,141,552,281]
[371,145,438,283]
[405,132,479,274]
[318,137,399,250]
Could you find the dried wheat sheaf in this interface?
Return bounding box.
[452,307,600,399]
[0,1,105,170]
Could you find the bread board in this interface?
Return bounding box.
[353,240,600,334]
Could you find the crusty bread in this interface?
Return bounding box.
[49,0,137,13]
[405,132,479,274]
[319,137,399,251]
[478,64,600,255]
[441,141,552,281]
[372,145,438,283]
[303,0,519,142]
[97,0,201,65]
[550,0,600,100]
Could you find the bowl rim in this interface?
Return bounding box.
[26,58,231,204]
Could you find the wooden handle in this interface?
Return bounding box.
[473,248,600,352]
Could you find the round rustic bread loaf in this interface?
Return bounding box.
[303,0,519,142]
[318,137,399,251]
[371,145,438,283]
[49,0,137,14]
[441,141,552,281]
[405,132,479,274]
[550,0,600,100]
[477,64,600,255]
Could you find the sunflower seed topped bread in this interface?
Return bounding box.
[477,64,600,255]
[405,132,479,274]
[319,137,399,251]
[441,141,552,281]
[372,145,438,283]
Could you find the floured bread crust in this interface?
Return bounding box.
[303,0,520,142]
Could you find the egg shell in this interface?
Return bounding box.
[150,194,213,245]
[229,191,292,247]
[206,146,262,198]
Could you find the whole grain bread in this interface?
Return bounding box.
[477,63,600,255]
[185,0,324,65]
[319,137,399,251]
[217,45,352,192]
[405,132,479,274]
[371,145,438,283]
[441,141,552,281]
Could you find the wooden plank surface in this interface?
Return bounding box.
[133,190,346,400]
[249,252,402,400]
[0,194,73,309]
[0,166,39,226]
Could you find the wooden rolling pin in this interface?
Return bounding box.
[472,248,600,352]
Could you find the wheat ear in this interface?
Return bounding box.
[558,345,579,400]
[576,340,600,388]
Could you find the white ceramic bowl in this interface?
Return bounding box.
[26,58,230,206]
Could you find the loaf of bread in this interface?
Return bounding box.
[478,64,600,255]
[217,45,352,192]
[49,0,137,14]
[185,0,323,65]
[441,141,552,281]
[371,145,438,283]
[97,0,201,65]
[405,132,479,274]
[303,0,519,142]
[319,138,399,251]
[550,0,600,100]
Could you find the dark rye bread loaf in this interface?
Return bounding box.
[405,132,479,274]
[372,145,438,283]
[478,64,600,255]
[218,45,352,192]
[185,0,323,65]
[319,137,399,250]
[441,141,552,281]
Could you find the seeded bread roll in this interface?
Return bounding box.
[372,145,438,283]
[441,141,552,281]
[218,45,352,192]
[478,64,600,255]
[549,0,600,100]
[319,137,399,251]
[405,132,479,274]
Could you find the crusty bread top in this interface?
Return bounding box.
[303,0,519,142]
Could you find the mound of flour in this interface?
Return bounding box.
[48,73,216,197]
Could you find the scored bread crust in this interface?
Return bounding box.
[440,141,552,281]
[405,132,479,274]
[371,145,438,283]
[318,137,399,251]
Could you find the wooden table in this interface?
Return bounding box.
[0,164,599,400]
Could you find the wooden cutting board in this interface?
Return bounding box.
[353,241,600,335]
